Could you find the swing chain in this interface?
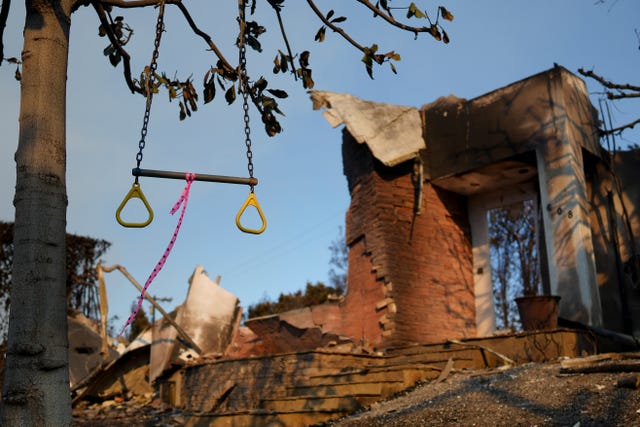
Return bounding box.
[135,0,166,183]
[238,0,255,191]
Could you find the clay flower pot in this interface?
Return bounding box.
[515,295,561,331]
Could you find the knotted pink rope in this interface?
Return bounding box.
[118,173,196,338]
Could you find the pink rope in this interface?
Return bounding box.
[118,173,196,338]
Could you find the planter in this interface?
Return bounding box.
[515,295,561,331]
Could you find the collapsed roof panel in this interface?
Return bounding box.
[310,90,424,167]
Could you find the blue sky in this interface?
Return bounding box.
[1,1,639,331]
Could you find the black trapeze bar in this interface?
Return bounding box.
[133,168,258,187]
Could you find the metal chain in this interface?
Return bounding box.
[238,0,255,192]
[135,0,166,183]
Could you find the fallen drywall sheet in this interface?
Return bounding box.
[310,90,424,167]
[149,265,240,382]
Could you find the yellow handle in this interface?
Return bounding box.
[235,192,266,234]
[116,183,154,228]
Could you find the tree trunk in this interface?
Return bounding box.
[1,1,72,425]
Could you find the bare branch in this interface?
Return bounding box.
[98,0,166,7]
[305,0,366,52]
[602,117,640,136]
[355,0,431,34]
[0,0,11,65]
[172,1,234,72]
[607,92,640,100]
[578,68,640,136]
[579,68,640,95]
[266,3,297,80]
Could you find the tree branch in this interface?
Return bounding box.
[0,0,11,65]
[99,0,235,76]
[355,0,431,34]
[92,1,140,94]
[579,68,640,96]
[172,1,234,73]
[602,117,640,136]
[266,2,297,80]
[305,0,365,52]
[578,68,640,135]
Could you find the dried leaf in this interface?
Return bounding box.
[407,3,425,19]
[267,89,288,99]
[109,52,121,67]
[273,54,281,73]
[315,26,326,43]
[429,25,441,41]
[439,6,454,21]
[279,52,288,73]
[254,77,268,94]
[14,68,21,81]
[225,85,236,104]
[203,79,216,104]
[299,51,310,68]
[103,44,115,57]
[331,16,347,24]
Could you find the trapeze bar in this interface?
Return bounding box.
[133,168,258,186]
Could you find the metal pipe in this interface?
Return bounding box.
[133,168,258,187]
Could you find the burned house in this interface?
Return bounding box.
[72,66,640,426]
[304,65,640,346]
